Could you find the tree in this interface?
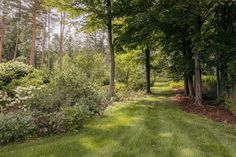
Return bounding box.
[0,0,5,63]
[29,0,42,66]
[106,0,115,98]
[40,12,47,68]
[45,0,116,98]
[13,0,22,61]
[0,14,3,64]
[59,12,66,70]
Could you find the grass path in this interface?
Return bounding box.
[0,82,236,157]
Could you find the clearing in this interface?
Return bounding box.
[0,82,236,157]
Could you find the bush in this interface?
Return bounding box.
[33,111,67,135]
[0,61,34,88]
[62,54,108,85]
[0,56,109,145]
[28,68,106,113]
[114,83,143,101]
[0,61,45,100]
[0,112,36,144]
[26,65,108,134]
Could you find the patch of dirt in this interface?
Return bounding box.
[172,92,236,124]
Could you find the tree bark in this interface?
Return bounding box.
[184,78,189,95]
[194,16,203,105]
[13,0,21,61]
[29,7,37,66]
[0,9,4,63]
[0,2,5,64]
[182,37,189,96]
[194,47,203,105]
[125,68,130,85]
[47,11,51,78]
[59,12,65,71]
[40,13,47,68]
[145,47,151,94]
[107,0,115,99]
[216,64,221,102]
[188,76,195,97]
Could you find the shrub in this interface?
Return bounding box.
[33,111,67,135]
[0,62,45,107]
[0,112,36,144]
[0,61,34,88]
[28,68,106,113]
[114,83,143,101]
[26,65,108,134]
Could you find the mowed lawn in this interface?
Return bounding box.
[0,82,236,157]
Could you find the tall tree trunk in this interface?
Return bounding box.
[194,16,203,105]
[184,78,189,95]
[145,47,151,94]
[47,11,51,78]
[188,76,195,97]
[194,47,202,105]
[107,0,115,99]
[125,68,130,85]
[59,12,65,71]
[40,13,47,68]
[216,64,221,102]
[0,8,4,63]
[29,7,37,66]
[182,37,189,95]
[13,0,21,61]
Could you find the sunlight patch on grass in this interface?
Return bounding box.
[79,137,98,150]
[158,132,173,138]
[180,148,195,157]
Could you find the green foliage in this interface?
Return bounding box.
[202,76,217,99]
[115,51,145,90]
[0,112,36,144]
[62,53,108,85]
[169,81,184,89]
[0,61,34,88]
[0,62,45,96]
[29,66,106,113]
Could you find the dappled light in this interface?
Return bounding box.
[0,0,235,156]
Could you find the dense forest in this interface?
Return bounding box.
[0,0,236,156]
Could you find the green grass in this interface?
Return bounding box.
[0,82,236,157]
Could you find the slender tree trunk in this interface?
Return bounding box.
[29,7,37,66]
[0,8,4,63]
[188,76,194,97]
[216,64,221,102]
[194,47,203,105]
[0,17,3,63]
[145,47,151,94]
[194,16,203,105]
[47,11,51,77]
[125,68,130,85]
[184,78,189,95]
[40,13,47,68]
[107,0,115,99]
[59,12,65,71]
[182,37,189,96]
[14,0,21,61]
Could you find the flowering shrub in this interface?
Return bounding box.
[0,61,34,88]
[0,86,42,112]
[0,58,109,145]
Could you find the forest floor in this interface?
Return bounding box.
[0,82,236,157]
